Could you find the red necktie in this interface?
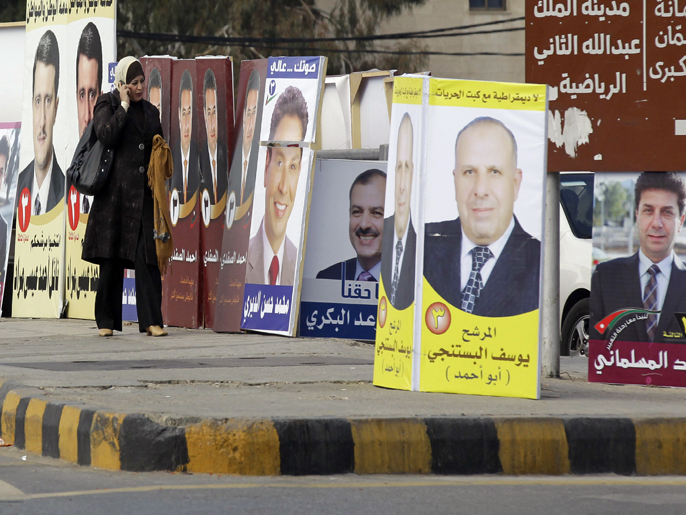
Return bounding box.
[269,256,279,285]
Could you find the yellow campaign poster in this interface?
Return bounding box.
[373,77,423,391]
[13,5,69,318]
[420,78,547,399]
[373,76,547,400]
[64,4,116,319]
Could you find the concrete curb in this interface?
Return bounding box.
[2,379,686,476]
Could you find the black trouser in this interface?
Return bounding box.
[95,226,163,333]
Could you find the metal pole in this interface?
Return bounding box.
[541,171,560,378]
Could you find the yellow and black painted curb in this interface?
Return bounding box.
[2,380,686,475]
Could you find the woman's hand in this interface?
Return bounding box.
[120,84,130,104]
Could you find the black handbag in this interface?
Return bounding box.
[67,94,116,196]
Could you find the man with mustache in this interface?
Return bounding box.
[591,172,686,343]
[17,29,65,216]
[380,113,416,310]
[317,168,386,281]
[245,86,308,286]
[171,69,199,205]
[424,116,540,317]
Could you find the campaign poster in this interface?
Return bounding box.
[195,57,234,329]
[139,56,173,324]
[300,159,387,341]
[373,77,423,391]
[419,79,547,400]
[0,125,20,315]
[13,6,69,318]
[241,56,327,336]
[213,60,268,333]
[141,56,174,141]
[589,172,686,388]
[164,59,203,328]
[64,6,116,319]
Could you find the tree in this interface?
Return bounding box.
[117,0,428,75]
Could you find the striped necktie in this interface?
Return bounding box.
[643,264,660,342]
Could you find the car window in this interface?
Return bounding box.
[560,174,593,239]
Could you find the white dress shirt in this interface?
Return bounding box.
[460,217,515,291]
[261,222,285,285]
[638,248,673,323]
[31,154,54,215]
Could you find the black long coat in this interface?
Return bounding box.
[82,91,163,268]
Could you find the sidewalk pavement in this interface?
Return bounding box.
[0,317,685,476]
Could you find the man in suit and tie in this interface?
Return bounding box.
[73,22,103,215]
[199,68,228,205]
[17,29,65,216]
[171,69,199,205]
[591,172,686,343]
[317,168,386,282]
[424,116,541,317]
[229,70,261,210]
[381,113,416,311]
[246,85,308,286]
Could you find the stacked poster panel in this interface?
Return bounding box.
[13,3,115,319]
[164,59,202,328]
[213,60,268,332]
[195,57,234,329]
[241,57,327,336]
[589,172,686,387]
[138,56,173,323]
[374,76,548,400]
[64,7,116,319]
[0,124,20,315]
[300,159,387,340]
[14,7,69,317]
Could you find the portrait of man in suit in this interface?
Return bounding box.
[246,86,308,286]
[17,29,65,216]
[381,113,416,310]
[148,67,162,123]
[317,168,386,282]
[199,68,228,205]
[424,116,540,317]
[229,70,261,209]
[74,22,102,214]
[591,172,686,343]
[171,69,199,205]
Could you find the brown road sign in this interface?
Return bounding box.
[526,0,686,171]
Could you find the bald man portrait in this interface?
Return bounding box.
[424,116,541,317]
[380,113,416,311]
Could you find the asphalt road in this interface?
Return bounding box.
[1,447,686,514]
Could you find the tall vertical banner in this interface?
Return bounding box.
[164,59,202,328]
[589,172,686,388]
[0,124,20,315]
[14,5,69,317]
[241,56,327,336]
[195,57,234,329]
[213,60,268,332]
[64,5,116,319]
[299,159,387,341]
[374,76,548,400]
[140,56,173,323]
